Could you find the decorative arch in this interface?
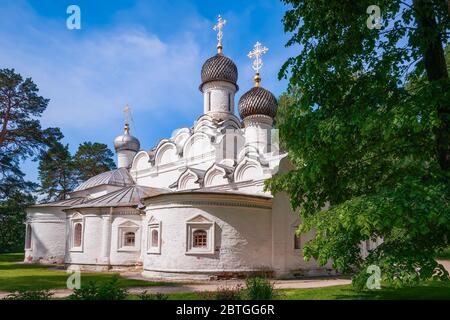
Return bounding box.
[204,163,234,187]
[234,157,264,182]
[182,132,215,161]
[172,128,191,147]
[177,168,205,190]
[155,141,179,166]
[131,150,151,171]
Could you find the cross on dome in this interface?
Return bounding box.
[247,41,268,87]
[213,15,226,54]
[123,104,131,134]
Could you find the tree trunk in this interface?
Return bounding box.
[413,0,450,171]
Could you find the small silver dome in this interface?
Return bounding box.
[200,54,238,91]
[238,86,278,119]
[114,132,140,152]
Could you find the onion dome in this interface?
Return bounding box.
[114,123,140,152]
[199,15,238,91]
[238,85,278,119]
[200,54,238,90]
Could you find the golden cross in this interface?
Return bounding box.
[123,104,131,134]
[248,41,269,73]
[213,15,226,52]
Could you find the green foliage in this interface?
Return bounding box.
[38,141,116,202]
[245,277,275,300]
[38,141,77,201]
[0,193,33,253]
[138,291,169,300]
[69,277,128,300]
[268,0,450,288]
[210,284,244,300]
[73,142,116,182]
[2,289,53,300]
[0,68,61,252]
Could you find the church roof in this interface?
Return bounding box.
[73,167,134,192]
[238,86,278,119]
[69,185,169,209]
[29,197,86,208]
[200,54,238,91]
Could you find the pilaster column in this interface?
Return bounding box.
[100,209,112,266]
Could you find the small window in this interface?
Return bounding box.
[118,222,140,251]
[25,224,32,250]
[151,229,159,248]
[228,93,231,111]
[208,92,211,111]
[125,232,135,246]
[147,222,161,254]
[193,230,207,248]
[74,223,83,248]
[186,216,215,254]
[294,232,301,250]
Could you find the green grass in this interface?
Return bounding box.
[279,281,450,300]
[128,282,450,300]
[0,253,178,292]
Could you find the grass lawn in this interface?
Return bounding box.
[0,253,178,292]
[128,281,450,300]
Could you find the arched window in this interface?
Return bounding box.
[151,229,159,247]
[193,230,207,248]
[294,233,301,250]
[74,223,82,247]
[125,232,135,246]
[25,224,32,249]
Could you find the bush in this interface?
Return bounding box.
[138,291,168,300]
[213,284,244,300]
[245,277,275,300]
[69,277,128,300]
[3,289,53,300]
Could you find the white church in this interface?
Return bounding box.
[24,16,335,280]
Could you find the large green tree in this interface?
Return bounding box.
[38,142,77,202]
[73,142,116,182]
[0,68,61,252]
[268,0,450,287]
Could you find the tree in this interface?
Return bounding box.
[38,142,77,202]
[0,68,62,201]
[0,68,61,252]
[268,0,450,288]
[0,192,34,253]
[73,142,116,182]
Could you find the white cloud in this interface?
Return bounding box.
[0,2,203,131]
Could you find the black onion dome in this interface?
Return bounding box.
[200,54,238,90]
[238,86,278,119]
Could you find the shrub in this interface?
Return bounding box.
[3,289,53,300]
[213,284,244,300]
[245,277,275,300]
[138,291,168,300]
[69,277,128,300]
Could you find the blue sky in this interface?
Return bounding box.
[0,0,296,182]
